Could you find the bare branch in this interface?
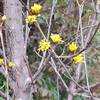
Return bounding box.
[85,13,97,46]
[77,0,94,99]
[53,53,88,93]
[60,0,72,36]
[77,82,100,92]
[24,58,39,100]
[32,52,52,81]
[47,0,57,40]
[50,57,69,92]
[57,73,60,100]
[78,93,100,100]
[0,83,6,90]
[0,26,9,100]
[35,22,46,39]
[0,91,11,100]
[19,0,32,15]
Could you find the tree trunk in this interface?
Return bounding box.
[4,0,33,99]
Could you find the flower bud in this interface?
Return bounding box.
[2,15,7,22]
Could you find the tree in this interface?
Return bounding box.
[4,0,33,99]
[0,0,100,100]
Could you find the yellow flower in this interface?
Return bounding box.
[50,33,64,43]
[25,19,29,23]
[28,15,32,21]
[38,39,50,51]
[73,54,85,63]
[25,15,37,23]
[37,14,41,17]
[98,1,100,4]
[31,15,37,22]
[0,59,4,65]
[31,3,42,13]
[69,42,77,52]
[9,62,13,68]
[2,15,7,22]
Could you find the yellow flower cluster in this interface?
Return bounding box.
[31,3,42,13]
[38,33,85,64]
[50,33,64,43]
[38,33,64,51]
[69,42,77,52]
[73,54,85,63]
[9,62,13,68]
[25,4,41,23]
[2,15,7,22]
[25,15,37,23]
[38,39,50,51]
[0,59,4,65]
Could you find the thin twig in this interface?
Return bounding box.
[0,91,11,100]
[57,72,60,100]
[77,0,94,99]
[60,0,72,36]
[77,82,100,92]
[25,0,29,53]
[24,58,39,100]
[0,83,6,90]
[47,0,56,40]
[34,50,43,58]
[61,23,98,56]
[56,57,88,93]
[50,47,89,93]
[85,13,97,46]
[50,57,69,92]
[19,0,32,15]
[35,22,47,70]
[35,22,46,39]
[32,52,52,81]
[78,93,100,100]
[0,24,9,100]
[38,50,46,69]
[72,22,100,57]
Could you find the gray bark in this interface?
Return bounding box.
[4,0,33,99]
